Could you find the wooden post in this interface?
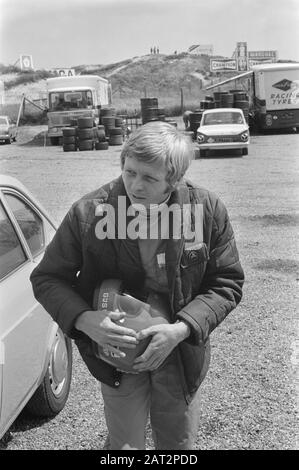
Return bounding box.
[16,94,25,127]
[180,88,184,114]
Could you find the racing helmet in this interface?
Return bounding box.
[92,279,170,373]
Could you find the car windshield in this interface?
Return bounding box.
[202,112,244,125]
[49,90,93,111]
[0,117,8,125]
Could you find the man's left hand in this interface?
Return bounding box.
[133,322,190,372]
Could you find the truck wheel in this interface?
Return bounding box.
[50,137,60,146]
[242,148,248,155]
[26,330,72,417]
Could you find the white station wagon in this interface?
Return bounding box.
[0,175,72,439]
[196,108,250,157]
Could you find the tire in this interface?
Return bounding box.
[115,118,123,127]
[62,136,76,145]
[50,137,60,146]
[77,117,94,128]
[101,116,116,127]
[5,138,11,144]
[97,129,106,142]
[200,149,208,157]
[78,128,94,140]
[78,139,94,151]
[242,148,248,155]
[109,127,123,135]
[63,143,77,152]
[26,329,73,417]
[95,141,109,150]
[109,135,123,146]
[62,127,76,137]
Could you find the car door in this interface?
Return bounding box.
[0,188,55,433]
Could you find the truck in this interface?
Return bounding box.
[46,75,111,145]
[206,63,299,132]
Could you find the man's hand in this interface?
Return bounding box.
[75,310,139,355]
[133,321,190,372]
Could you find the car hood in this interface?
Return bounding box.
[0,125,9,131]
[198,124,248,135]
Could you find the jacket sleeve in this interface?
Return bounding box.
[177,196,245,345]
[30,205,91,338]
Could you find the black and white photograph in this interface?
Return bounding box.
[0,0,298,455]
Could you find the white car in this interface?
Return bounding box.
[0,116,18,144]
[196,108,250,157]
[0,175,72,439]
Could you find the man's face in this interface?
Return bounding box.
[122,156,170,208]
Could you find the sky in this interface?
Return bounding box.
[0,0,298,69]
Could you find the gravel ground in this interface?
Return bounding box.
[0,124,298,450]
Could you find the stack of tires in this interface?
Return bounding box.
[231,91,250,123]
[108,127,123,146]
[94,124,109,151]
[62,127,77,152]
[99,108,125,147]
[213,91,231,108]
[77,117,95,151]
[220,92,234,108]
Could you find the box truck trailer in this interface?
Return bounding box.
[46,75,111,145]
[206,63,299,132]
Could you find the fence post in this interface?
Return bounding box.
[180,88,184,114]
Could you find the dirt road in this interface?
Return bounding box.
[0,126,298,449]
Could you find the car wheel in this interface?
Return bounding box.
[242,148,248,155]
[5,138,11,144]
[26,329,72,417]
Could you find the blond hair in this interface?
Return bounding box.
[120,122,194,187]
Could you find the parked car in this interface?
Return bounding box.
[0,116,18,144]
[196,108,250,157]
[0,175,72,439]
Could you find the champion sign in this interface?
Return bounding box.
[210,59,237,72]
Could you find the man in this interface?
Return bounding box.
[30,122,244,450]
[182,110,192,130]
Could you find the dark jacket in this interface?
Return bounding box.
[30,176,244,403]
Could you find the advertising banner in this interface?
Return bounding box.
[20,55,34,70]
[210,59,237,72]
[264,69,299,110]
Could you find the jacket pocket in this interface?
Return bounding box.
[180,242,209,269]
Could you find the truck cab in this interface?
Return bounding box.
[46,75,111,145]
